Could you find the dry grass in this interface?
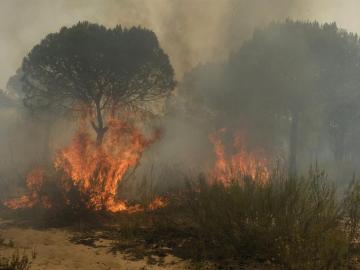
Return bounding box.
[0,250,33,270]
[3,167,360,269]
[108,167,360,269]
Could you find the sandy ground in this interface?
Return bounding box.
[0,220,189,270]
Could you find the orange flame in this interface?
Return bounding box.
[4,168,51,209]
[209,129,269,183]
[53,118,159,212]
[4,117,167,213]
[148,197,168,211]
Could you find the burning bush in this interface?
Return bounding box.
[208,128,270,183]
[53,118,160,212]
[4,168,46,210]
[3,117,166,218]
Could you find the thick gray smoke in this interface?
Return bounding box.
[2,0,360,88]
[1,0,360,190]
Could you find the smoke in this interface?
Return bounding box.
[2,0,360,89]
[1,0,360,188]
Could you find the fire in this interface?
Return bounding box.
[209,128,269,183]
[4,117,166,213]
[4,168,50,209]
[53,118,159,212]
[148,197,168,211]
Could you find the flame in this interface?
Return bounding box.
[209,128,269,183]
[4,168,50,209]
[148,197,168,211]
[4,117,166,213]
[53,118,159,212]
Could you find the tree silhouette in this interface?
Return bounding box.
[20,22,175,144]
[184,20,360,176]
[226,21,360,176]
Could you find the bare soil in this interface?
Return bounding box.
[0,218,190,270]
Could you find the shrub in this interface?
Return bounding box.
[186,168,352,269]
[0,250,32,270]
[344,178,360,242]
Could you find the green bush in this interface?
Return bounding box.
[186,168,354,269]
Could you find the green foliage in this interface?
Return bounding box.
[18,21,176,143]
[21,21,175,112]
[186,170,354,269]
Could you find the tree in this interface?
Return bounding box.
[315,24,360,166]
[221,21,360,176]
[19,22,175,144]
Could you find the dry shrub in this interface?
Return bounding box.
[0,250,33,270]
[185,168,356,269]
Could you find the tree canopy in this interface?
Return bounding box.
[180,20,360,176]
[228,21,360,175]
[19,21,176,144]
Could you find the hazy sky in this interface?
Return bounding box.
[1,0,360,89]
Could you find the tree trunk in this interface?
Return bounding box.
[96,127,107,145]
[289,110,299,178]
[91,100,108,146]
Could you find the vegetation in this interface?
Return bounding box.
[180,20,360,177]
[70,169,360,270]
[4,18,360,270]
[185,170,352,269]
[0,250,32,270]
[0,234,34,270]
[2,159,360,269]
[17,21,175,144]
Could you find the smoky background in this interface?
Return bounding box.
[1,0,360,198]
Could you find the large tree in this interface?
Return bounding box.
[19,22,175,144]
[180,21,360,176]
[223,21,360,176]
[315,24,360,166]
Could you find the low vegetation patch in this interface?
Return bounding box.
[106,168,360,269]
[0,250,33,270]
[3,168,360,269]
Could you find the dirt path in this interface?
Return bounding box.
[0,221,189,270]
